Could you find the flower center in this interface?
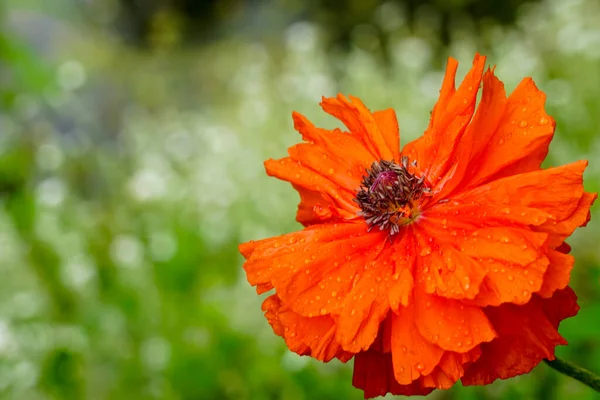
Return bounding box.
[354,157,430,235]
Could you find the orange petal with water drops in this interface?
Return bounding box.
[272,229,385,318]
[468,256,549,307]
[352,349,435,398]
[416,242,488,300]
[292,111,376,169]
[288,143,363,192]
[402,54,485,184]
[293,185,339,226]
[424,201,552,235]
[241,222,367,294]
[414,290,496,353]
[537,191,597,247]
[454,161,588,224]
[262,295,353,362]
[537,249,574,298]
[464,77,556,188]
[373,108,401,161]
[459,227,548,266]
[388,232,416,311]
[320,95,395,161]
[390,304,444,385]
[433,68,508,199]
[335,245,395,352]
[265,157,359,216]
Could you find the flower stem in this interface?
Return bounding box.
[544,358,600,392]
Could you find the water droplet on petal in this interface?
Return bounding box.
[519,120,528,128]
[539,116,549,125]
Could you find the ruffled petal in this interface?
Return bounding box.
[293,185,340,226]
[464,78,556,188]
[453,161,588,229]
[537,249,574,298]
[241,223,369,294]
[292,111,375,169]
[461,289,579,386]
[335,244,395,352]
[468,256,548,307]
[262,295,353,362]
[320,95,396,161]
[265,157,359,217]
[402,54,485,184]
[421,347,482,389]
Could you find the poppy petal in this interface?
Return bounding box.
[464,78,555,188]
[262,295,353,362]
[461,289,578,386]
[265,157,359,216]
[390,304,444,384]
[352,349,435,398]
[414,291,496,353]
[320,95,396,161]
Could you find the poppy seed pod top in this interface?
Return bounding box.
[239,54,596,398]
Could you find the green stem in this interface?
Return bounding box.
[544,358,600,392]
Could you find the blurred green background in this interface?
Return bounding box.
[1,0,600,399]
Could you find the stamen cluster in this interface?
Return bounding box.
[354,157,429,235]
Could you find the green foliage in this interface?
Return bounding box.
[1,0,600,399]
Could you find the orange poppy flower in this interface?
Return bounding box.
[239,54,596,398]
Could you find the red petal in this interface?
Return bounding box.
[461,290,578,386]
[352,349,434,398]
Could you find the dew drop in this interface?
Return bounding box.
[456,341,463,348]
[350,309,356,316]
[498,139,505,145]
[507,275,514,281]
[539,116,549,125]
[328,167,335,175]
[402,346,407,353]
[320,308,327,315]
[416,363,425,371]
[519,120,528,128]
